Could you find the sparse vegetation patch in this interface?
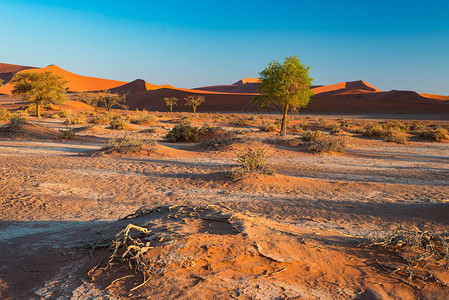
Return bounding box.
[231,148,273,180]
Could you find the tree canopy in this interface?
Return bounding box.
[11,71,68,118]
[253,55,313,136]
[76,90,126,111]
[184,95,205,115]
[163,97,178,113]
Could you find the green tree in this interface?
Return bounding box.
[0,78,4,87]
[184,95,205,115]
[254,55,313,137]
[11,71,68,118]
[163,97,178,113]
[77,90,126,111]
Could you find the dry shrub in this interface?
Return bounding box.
[199,126,234,141]
[166,124,203,142]
[370,225,449,284]
[57,128,76,140]
[0,109,11,121]
[52,109,70,119]
[413,128,449,142]
[231,118,253,127]
[364,123,409,143]
[88,112,116,125]
[129,110,158,125]
[98,135,158,155]
[110,116,129,130]
[383,128,408,144]
[302,130,326,142]
[288,124,304,133]
[364,123,385,137]
[264,137,301,147]
[259,122,278,132]
[200,126,235,150]
[231,148,272,180]
[64,113,86,125]
[302,130,345,153]
[3,115,26,132]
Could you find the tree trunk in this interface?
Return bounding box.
[193,106,196,115]
[170,105,173,113]
[280,104,289,137]
[36,103,41,118]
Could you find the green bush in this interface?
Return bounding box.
[166,124,203,142]
[0,109,11,121]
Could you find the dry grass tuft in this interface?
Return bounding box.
[369,225,449,285]
[0,109,12,121]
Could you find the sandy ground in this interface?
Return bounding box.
[0,115,448,299]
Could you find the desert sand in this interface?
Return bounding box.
[0,100,448,299]
[1,63,449,299]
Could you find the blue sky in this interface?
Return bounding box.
[1,0,449,94]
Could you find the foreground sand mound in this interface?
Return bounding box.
[80,205,449,299]
[0,65,127,95]
[0,123,59,140]
[58,100,95,113]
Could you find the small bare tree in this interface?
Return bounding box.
[163,97,178,113]
[184,95,205,115]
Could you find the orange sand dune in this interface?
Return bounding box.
[0,65,127,95]
[193,78,261,94]
[126,84,448,114]
[420,93,449,101]
[312,80,381,94]
[0,63,37,85]
[110,79,174,95]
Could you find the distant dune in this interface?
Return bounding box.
[311,80,381,94]
[110,79,174,95]
[127,79,448,114]
[193,78,261,94]
[0,64,127,95]
[0,63,37,86]
[1,62,447,114]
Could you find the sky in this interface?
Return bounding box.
[1,0,449,94]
